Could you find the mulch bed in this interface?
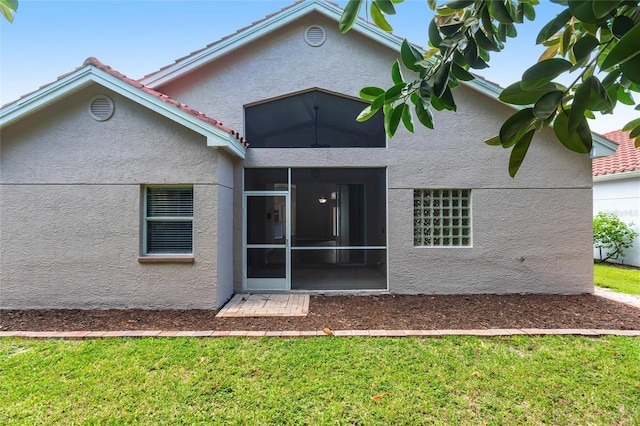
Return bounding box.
[2,294,639,331]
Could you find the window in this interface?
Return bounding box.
[245,90,385,148]
[414,189,471,247]
[144,186,193,255]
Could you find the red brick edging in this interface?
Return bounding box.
[1,329,639,339]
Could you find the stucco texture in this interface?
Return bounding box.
[1,84,231,309]
[159,12,593,294]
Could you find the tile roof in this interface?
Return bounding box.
[592,130,640,176]
[2,57,248,147]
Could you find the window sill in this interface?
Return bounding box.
[138,255,194,264]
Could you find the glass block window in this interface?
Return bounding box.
[414,189,471,247]
[144,186,193,254]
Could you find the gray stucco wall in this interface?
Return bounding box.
[159,12,594,294]
[1,84,229,309]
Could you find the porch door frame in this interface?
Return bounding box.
[243,184,291,291]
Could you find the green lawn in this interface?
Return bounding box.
[595,263,640,295]
[1,336,639,424]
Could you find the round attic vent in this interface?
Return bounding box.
[89,95,114,121]
[304,25,326,47]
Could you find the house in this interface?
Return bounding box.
[593,130,640,266]
[0,0,618,309]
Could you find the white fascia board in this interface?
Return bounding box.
[207,133,247,158]
[593,170,640,182]
[140,1,404,88]
[0,68,95,127]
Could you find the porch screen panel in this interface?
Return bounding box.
[245,90,385,148]
[145,187,193,254]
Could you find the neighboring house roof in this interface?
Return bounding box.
[137,0,617,158]
[0,57,248,158]
[593,130,640,177]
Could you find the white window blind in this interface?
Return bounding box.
[145,187,193,254]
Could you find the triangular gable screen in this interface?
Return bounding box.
[245,90,385,148]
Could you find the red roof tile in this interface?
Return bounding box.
[592,130,640,176]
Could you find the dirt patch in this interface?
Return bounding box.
[2,294,639,331]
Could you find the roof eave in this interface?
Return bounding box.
[593,169,640,181]
[0,65,246,159]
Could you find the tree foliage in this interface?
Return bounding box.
[340,0,640,176]
[593,212,639,263]
[0,0,17,22]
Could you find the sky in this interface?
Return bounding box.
[1,0,636,133]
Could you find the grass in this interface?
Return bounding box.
[1,336,639,424]
[594,262,640,295]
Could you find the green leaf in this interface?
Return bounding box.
[622,118,640,132]
[401,103,414,133]
[360,86,385,101]
[630,125,640,139]
[616,86,634,105]
[474,29,500,52]
[591,0,621,19]
[401,39,422,72]
[356,105,379,122]
[536,8,572,45]
[619,53,640,85]
[481,5,495,35]
[0,0,18,22]
[464,39,489,69]
[509,129,535,177]
[602,68,622,87]
[521,58,572,90]
[499,108,536,146]
[436,86,457,111]
[572,34,599,63]
[373,0,396,15]
[523,3,535,21]
[384,82,406,103]
[497,23,507,43]
[569,81,590,132]
[371,93,386,111]
[370,2,393,32]
[415,100,434,129]
[568,0,604,24]
[443,0,474,9]
[600,21,640,70]
[451,63,475,81]
[499,81,566,105]
[489,0,514,24]
[533,91,563,120]
[440,21,463,37]
[339,0,363,33]
[612,16,634,39]
[434,61,452,97]
[391,61,403,85]
[384,104,404,137]
[585,76,612,112]
[419,80,432,102]
[553,110,592,154]
[506,23,517,38]
[428,19,442,49]
[485,135,501,146]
